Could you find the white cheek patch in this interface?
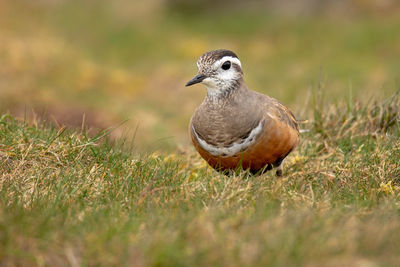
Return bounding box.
[218,68,237,81]
[213,56,242,82]
[192,120,264,157]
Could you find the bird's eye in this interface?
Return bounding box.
[221,61,231,70]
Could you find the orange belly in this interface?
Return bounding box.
[190,117,299,174]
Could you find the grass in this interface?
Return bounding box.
[1,1,400,265]
[1,92,399,266]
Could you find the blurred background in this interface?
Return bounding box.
[1,0,399,152]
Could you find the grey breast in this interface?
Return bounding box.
[191,87,265,152]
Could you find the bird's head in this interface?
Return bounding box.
[186,49,243,96]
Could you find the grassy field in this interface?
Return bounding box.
[1,92,399,266]
[1,1,400,266]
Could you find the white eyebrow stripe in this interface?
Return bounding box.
[213,56,242,69]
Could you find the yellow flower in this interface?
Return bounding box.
[163,154,177,163]
[290,155,306,165]
[378,181,400,195]
[188,171,199,181]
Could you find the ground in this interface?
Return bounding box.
[1,93,399,265]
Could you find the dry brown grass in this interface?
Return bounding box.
[0,92,399,266]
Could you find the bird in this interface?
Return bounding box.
[186,49,299,176]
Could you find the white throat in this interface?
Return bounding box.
[203,80,238,98]
[203,81,233,97]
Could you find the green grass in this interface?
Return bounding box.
[1,93,399,266]
[1,1,400,265]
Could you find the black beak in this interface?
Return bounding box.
[185,74,206,87]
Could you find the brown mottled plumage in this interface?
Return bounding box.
[186,49,299,176]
